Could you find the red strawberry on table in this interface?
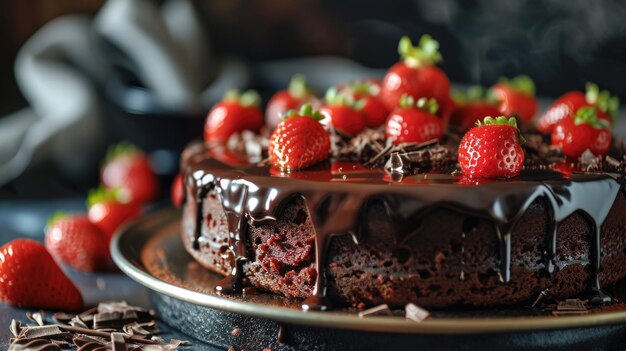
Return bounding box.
[204,90,264,142]
[386,95,443,145]
[551,106,612,159]
[269,104,331,171]
[458,116,525,179]
[45,213,110,272]
[0,239,83,311]
[537,83,619,134]
[87,187,141,243]
[266,74,319,129]
[171,173,185,208]
[489,75,538,123]
[380,35,451,122]
[449,86,501,132]
[101,142,158,204]
[338,80,389,129]
[319,87,367,136]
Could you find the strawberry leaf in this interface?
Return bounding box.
[281,104,324,121]
[398,35,443,68]
[287,74,314,99]
[223,89,261,107]
[86,187,129,209]
[451,85,498,105]
[399,94,416,109]
[103,141,140,166]
[46,211,68,228]
[324,87,360,109]
[585,82,620,122]
[498,75,536,97]
[574,106,610,129]
[347,80,379,96]
[476,116,526,144]
[416,97,439,115]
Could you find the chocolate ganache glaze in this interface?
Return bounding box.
[181,141,625,311]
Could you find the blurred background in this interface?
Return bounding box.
[0,0,625,203]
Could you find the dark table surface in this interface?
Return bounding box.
[0,198,221,350]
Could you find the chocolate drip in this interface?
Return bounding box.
[192,180,212,250]
[182,143,624,310]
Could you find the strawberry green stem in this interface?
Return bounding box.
[281,104,324,121]
[574,106,610,129]
[223,89,261,107]
[452,86,499,105]
[498,75,536,97]
[398,94,438,114]
[103,141,140,166]
[324,87,362,109]
[287,74,313,99]
[476,116,526,143]
[398,35,443,68]
[585,82,619,122]
[86,187,129,209]
[47,211,68,227]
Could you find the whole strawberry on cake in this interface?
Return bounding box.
[180,34,626,311]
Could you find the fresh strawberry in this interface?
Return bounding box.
[458,116,525,179]
[266,75,319,129]
[45,213,109,272]
[489,75,538,123]
[101,142,158,203]
[0,239,83,311]
[204,90,264,142]
[269,104,331,171]
[449,86,501,132]
[381,35,451,121]
[386,95,443,145]
[551,106,612,159]
[87,187,141,243]
[171,173,184,208]
[338,80,389,128]
[319,87,367,136]
[538,83,619,134]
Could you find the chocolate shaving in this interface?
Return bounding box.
[531,288,550,308]
[10,320,23,338]
[19,325,68,340]
[552,299,589,316]
[111,332,127,351]
[8,338,61,351]
[405,303,430,322]
[8,301,189,350]
[357,304,392,317]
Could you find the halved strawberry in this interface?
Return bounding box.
[386,95,443,145]
[204,90,264,142]
[269,104,331,171]
[538,83,619,134]
[266,75,319,129]
[319,87,367,136]
[489,76,538,123]
[458,116,525,179]
[101,142,158,204]
[551,106,612,159]
[381,35,451,122]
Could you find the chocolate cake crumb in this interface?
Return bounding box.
[405,303,430,322]
[358,304,392,317]
[552,299,589,316]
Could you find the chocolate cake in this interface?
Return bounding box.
[180,136,626,310]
